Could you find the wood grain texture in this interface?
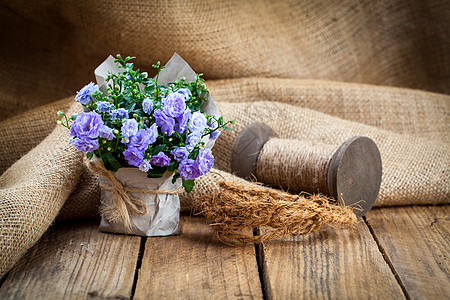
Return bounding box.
[365,206,450,300]
[134,216,263,299]
[260,221,405,299]
[0,222,141,300]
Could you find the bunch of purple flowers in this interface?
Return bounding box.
[58,55,233,192]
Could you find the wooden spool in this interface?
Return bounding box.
[230,122,382,217]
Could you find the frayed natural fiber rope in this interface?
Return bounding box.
[87,159,183,232]
[194,181,357,244]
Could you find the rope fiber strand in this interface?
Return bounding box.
[194,181,357,244]
[87,159,183,232]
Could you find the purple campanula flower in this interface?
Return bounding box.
[175,109,191,135]
[176,88,192,101]
[147,124,158,144]
[96,101,111,113]
[208,119,218,129]
[149,151,171,167]
[75,82,99,105]
[121,119,138,138]
[186,131,202,147]
[170,147,189,162]
[162,92,186,118]
[178,159,200,180]
[154,109,174,136]
[70,112,103,139]
[126,74,132,80]
[99,125,115,140]
[123,147,144,167]
[209,130,221,140]
[185,144,194,152]
[129,129,151,151]
[110,108,129,120]
[70,137,99,153]
[195,148,214,176]
[142,97,153,114]
[189,111,207,134]
[139,159,152,172]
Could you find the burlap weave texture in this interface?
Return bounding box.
[0,0,449,279]
[0,103,84,277]
[1,0,449,120]
[212,101,449,207]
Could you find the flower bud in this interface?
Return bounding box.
[57,111,64,116]
[113,129,119,134]
[56,120,62,125]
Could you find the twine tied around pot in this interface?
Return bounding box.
[87,159,183,232]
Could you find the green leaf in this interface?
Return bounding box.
[144,83,155,94]
[150,144,165,156]
[192,102,201,111]
[182,179,195,193]
[167,160,179,172]
[189,148,200,159]
[222,126,235,131]
[101,152,121,172]
[171,173,180,184]
[147,166,167,178]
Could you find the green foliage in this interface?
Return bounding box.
[59,54,236,193]
[81,55,212,164]
[182,179,195,193]
[101,152,121,172]
[171,172,180,184]
[147,166,168,178]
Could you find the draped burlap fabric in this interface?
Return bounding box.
[1,0,449,120]
[0,103,84,277]
[0,0,449,278]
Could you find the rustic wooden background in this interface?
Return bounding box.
[0,205,448,299]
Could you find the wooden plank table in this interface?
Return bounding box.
[0,206,448,299]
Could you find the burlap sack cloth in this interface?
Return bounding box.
[0,0,449,278]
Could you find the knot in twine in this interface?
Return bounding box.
[87,159,183,232]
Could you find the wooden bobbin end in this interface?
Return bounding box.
[327,136,382,217]
[230,122,278,180]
